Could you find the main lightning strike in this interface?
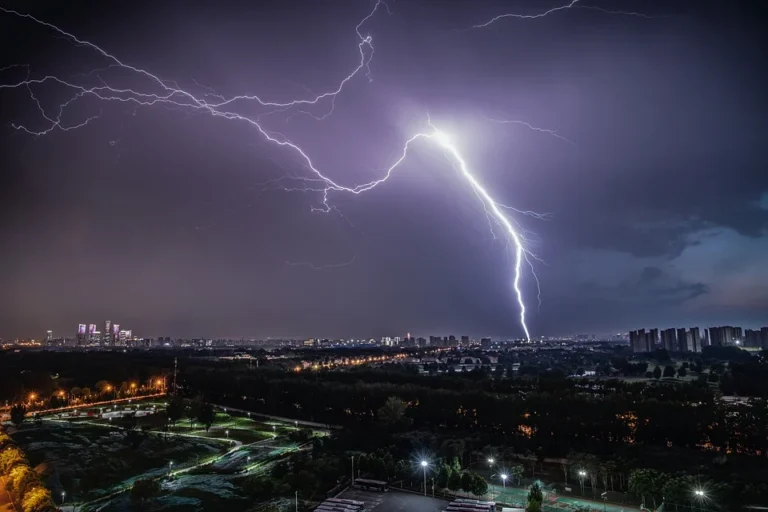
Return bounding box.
[0,2,562,341]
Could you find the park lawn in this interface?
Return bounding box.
[12,423,225,500]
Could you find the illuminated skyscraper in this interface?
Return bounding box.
[105,320,112,345]
[77,324,87,345]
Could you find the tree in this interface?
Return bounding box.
[677,366,687,377]
[131,478,160,508]
[662,475,694,510]
[197,403,216,432]
[526,500,542,512]
[436,464,451,488]
[187,397,202,427]
[7,464,39,505]
[629,469,666,509]
[166,396,185,429]
[528,482,544,503]
[0,446,26,474]
[509,464,524,486]
[447,469,462,493]
[11,404,27,428]
[461,471,474,494]
[653,366,662,379]
[471,473,488,497]
[377,396,409,426]
[663,365,676,378]
[20,486,54,512]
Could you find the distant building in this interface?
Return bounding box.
[77,324,87,345]
[46,330,53,344]
[709,326,736,347]
[630,329,650,353]
[480,337,491,348]
[647,328,659,349]
[745,329,761,348]
[460,335,470,345]
[761,327,768,349]
[112,324,121,345]
[105,320,112,345]
[660,328,677,352]
[690,327,701,353]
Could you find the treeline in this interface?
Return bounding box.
[0,430,56,512]
[184,368,768,460]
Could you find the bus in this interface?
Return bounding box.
[325,498,365,510]
[353,478,388,492]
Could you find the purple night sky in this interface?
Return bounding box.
[0,0,766,339]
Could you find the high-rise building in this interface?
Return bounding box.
[701,329,710,348]
[647,329,659,349]
[87,324,96,343]
[77,324,87,345]
[460,336,470,345]
[105,320,112,345]
[46,330,53,344]
[709,326,736,347]
[113,324,120,345]
[660,328,677,352]
[630,329,649,353]
[745,329,761,348]
[676,328,689,352]
[689,327,701,353]
[761,327,768,349]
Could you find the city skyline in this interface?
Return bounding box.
[1,0,766,339]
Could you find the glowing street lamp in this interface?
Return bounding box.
[28,392,37,403]
[420,460,429,496]
[60,490,66,505]
[168,461,174,476]
[488,458,495,465]
[226,430,230,439]
[578,470,587,496]
[500,473,508,495]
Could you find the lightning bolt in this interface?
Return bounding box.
[286,252,358,270]
[471,0,654,29]
[0,1,585,342]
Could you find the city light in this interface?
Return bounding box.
[28,392,37,402]
[488,458,495,465]
[421,460,428,467]
[694,489,706,497]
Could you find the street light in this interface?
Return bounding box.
[169,461,174,476]
[578,470,587,496]
[226,430,230,439]
[61,490,66,505]
[421,460,429,496]
[488,458,495,465]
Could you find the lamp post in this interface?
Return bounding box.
[168,461,174,476]
[61,490,66,505]
[578,470,587,496]
[693,488,706,512]
[500,474,507,502]
[421,460,428,496]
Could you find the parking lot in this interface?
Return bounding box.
[337,488,449,512]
